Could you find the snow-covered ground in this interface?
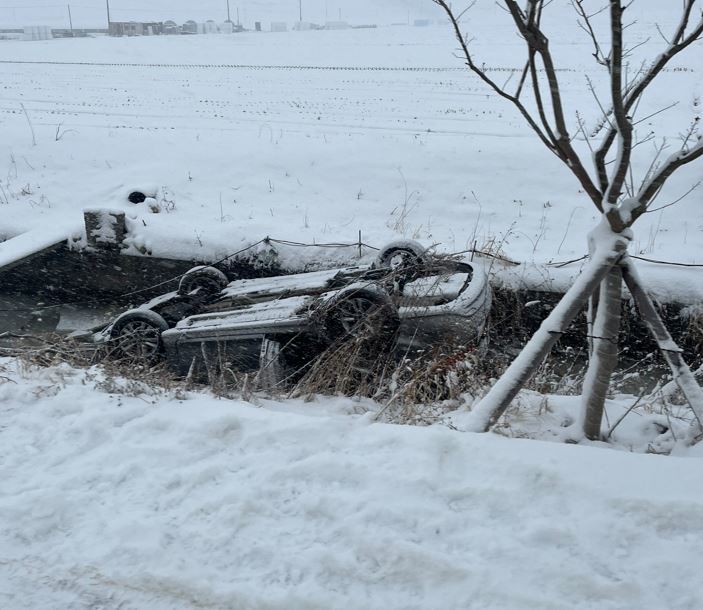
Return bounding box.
[1,360,703,610]
[2,4,703,608]
[0,7,701,303]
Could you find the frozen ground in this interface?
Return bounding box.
[1,360,703,610]
[0,8,701,303]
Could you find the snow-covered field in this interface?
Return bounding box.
[2,3,703,608]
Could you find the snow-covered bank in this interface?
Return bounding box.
[1,360,703,609]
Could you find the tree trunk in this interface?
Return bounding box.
[467,239,626,432]
[586,289,599,359]
[622,259,703,439]
[579,267,623,440]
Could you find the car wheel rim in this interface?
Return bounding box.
[387,250,414,270]
[335,297,379,335]
[115,320,162,360]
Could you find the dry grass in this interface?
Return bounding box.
[5,259,701,440]
[374,346,494,425]
[528,346,587,395]
[0,274,586,425]
[0,281,584,426]
[680,305,703,367]
[0,359,12,385]
[1,333,98,368]
[290,332,397,400]
[2,333,187,399]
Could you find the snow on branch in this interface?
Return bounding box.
[464,222,630,433]
[630,136,703,223]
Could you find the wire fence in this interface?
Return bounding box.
[0,234,700,314]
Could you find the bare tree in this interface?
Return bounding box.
[432,0,703,441]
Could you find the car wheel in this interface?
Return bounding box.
[109,309,169,363]
[323,287,399,343]
[375,239,427,284]
[178,266,228,296]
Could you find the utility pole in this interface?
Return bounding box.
[299,0,302,22]
[226,0,231,22]
[106,0,111,30]
[67,4,73,36]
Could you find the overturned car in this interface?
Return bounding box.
[96,240,492,386]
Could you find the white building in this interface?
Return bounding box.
[23,26,53,41]
[197,20,219,34]
[294,22,320,31]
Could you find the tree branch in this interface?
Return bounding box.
[594,1,703,193]
[571,0,611,68]
[434,0,702,231]
[630,136,703,223]
[432,0,557,153]
[503,0,604,209]
[603,1,632,229]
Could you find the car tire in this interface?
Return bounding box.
[109,309,169,363]
[323,287,399,343]
[376,239,426,268]
[375,240,427,284]
[177,266,228,297]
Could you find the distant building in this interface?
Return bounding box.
[182,21,198,35]
[109,21,164,37]
[163,20,180,35]
[197,20,219,34]
[175,19,239,35]
[0,29,24,41]
[23,25,53,41]
[271,22,287,32]
[293,22,322,31]
[324,21,350,30]
[52,29,88,38]
[52,28,107,37]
